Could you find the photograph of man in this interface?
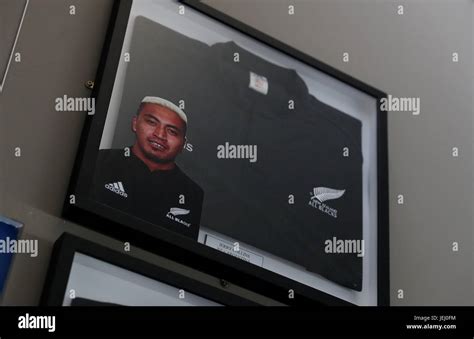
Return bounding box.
[91,96,204,239]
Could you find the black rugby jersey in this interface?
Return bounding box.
[179,41,363,290]
[91,149,204,239]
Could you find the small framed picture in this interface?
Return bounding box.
[64,0,389,305]
[40,233,259,306]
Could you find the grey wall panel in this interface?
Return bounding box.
[0,0,28,92]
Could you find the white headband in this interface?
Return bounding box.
[141,96,187,124]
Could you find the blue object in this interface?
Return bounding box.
[0,216,23,294]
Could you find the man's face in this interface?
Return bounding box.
[132,103,186,164]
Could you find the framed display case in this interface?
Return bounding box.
[64,0,389,306]
[40,233,259,306]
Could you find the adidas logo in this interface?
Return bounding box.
[105,181,128,198]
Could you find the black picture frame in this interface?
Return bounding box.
[40,232,260,306]
[63,0,389,306]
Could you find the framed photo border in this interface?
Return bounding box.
[40,232,261,306]
[63,0,389,306]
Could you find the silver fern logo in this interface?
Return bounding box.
[169,207,190,216]
[309,187,345,218]
[311,187,345,203]
[166,207,191,227]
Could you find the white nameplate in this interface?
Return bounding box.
[204,234,264,267]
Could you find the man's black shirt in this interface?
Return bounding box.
[91,149,204,239]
